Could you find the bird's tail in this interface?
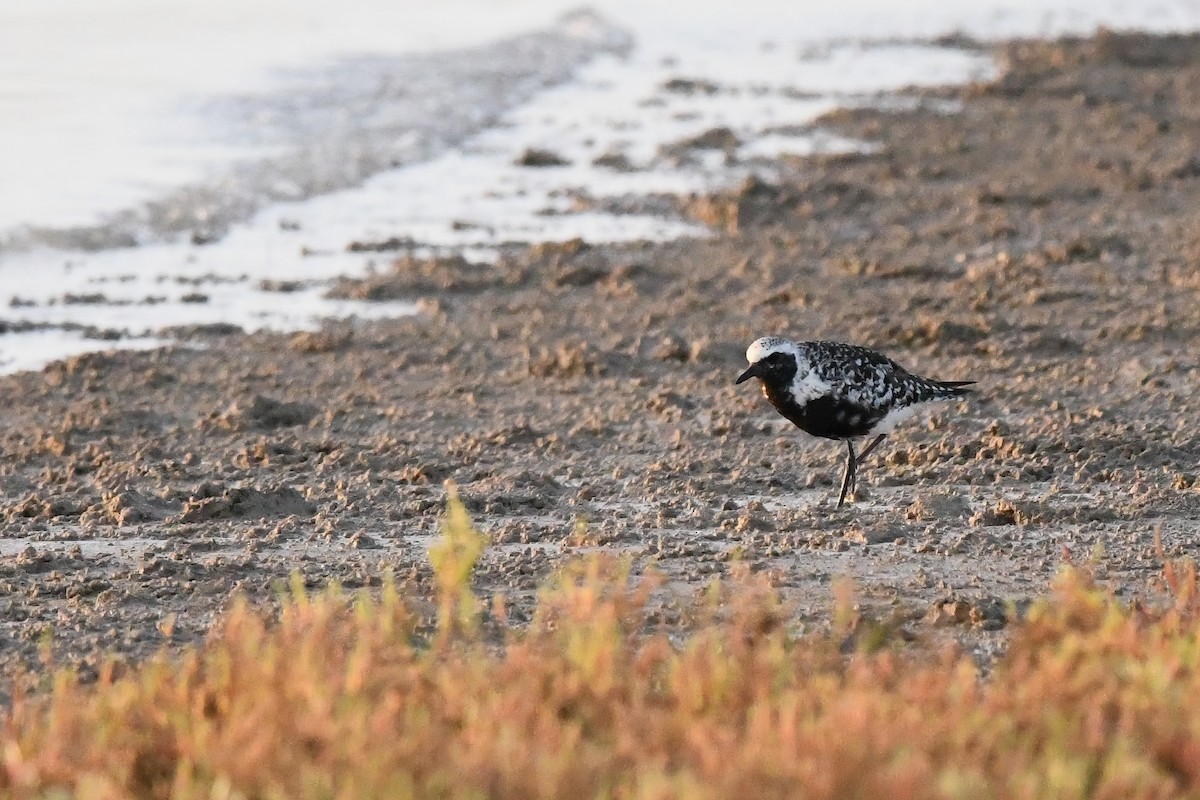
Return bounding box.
[932,380,975,398]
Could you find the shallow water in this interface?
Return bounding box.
[4,0,1200,375]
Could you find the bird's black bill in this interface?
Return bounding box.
[735,364,760,385]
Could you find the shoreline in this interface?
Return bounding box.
[2,29,1200,674]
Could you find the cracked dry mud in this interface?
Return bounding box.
[2,30,1200,681]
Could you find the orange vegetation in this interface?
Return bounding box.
[3,494,1199,799]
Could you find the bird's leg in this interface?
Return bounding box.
[844,435,886,501]
[857,434,887,463]
[836,439,857,509]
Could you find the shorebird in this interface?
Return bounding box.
[735,337,973,508]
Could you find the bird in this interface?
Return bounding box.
[734,336,973,508]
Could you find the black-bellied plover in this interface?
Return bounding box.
[735,337,973,508]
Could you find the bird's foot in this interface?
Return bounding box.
[834,487,870,509]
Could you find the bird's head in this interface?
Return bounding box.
[735,336,802,388]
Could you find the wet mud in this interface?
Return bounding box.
[2,31,1200,679]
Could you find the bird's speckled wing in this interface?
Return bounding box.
[800,341,939,412]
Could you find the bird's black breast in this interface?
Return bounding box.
[761,383,881,440]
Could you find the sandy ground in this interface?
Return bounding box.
[2,30,1200,681]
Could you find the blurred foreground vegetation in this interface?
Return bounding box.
[2,490,1199,799]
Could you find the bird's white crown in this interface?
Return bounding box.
[746,336,800,364]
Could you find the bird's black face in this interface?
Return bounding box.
[735,351,797,387]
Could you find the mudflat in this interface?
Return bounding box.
[2,30,1199,677]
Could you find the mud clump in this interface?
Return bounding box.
[218,396,318,430]
[174,485,314,524]
[592,150,636,171]
[93,489,176,526]
[525,341,606,378]
[845,523,908,545]
[906,493,971,522]
[289,329,353,354]
[685,175,799,232]
[661,77,721,95]
[927,596,1008,630]
[166,323,245,340]
[514,148,571,167]
[327,254,506,299]
[660,126,742,163]
[969,498,1046,527]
